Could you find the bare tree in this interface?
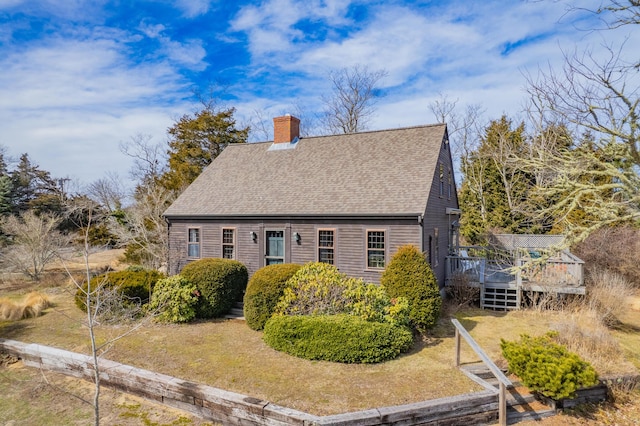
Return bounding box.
[518,1,640,242]
[320,65,387,134]
[86,172,127,213]
[60,197,150,425]
[109,180,172,270]
[0,211,71,280]
[428,93,485,182]
[119,134,167,184]
[570,0,640,30]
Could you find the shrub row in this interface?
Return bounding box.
[75,259,248,324]
[263,314,413,363]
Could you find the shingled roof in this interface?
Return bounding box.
[163,123,448,218]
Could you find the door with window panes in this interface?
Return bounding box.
[265,230,284,265]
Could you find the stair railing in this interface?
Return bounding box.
[452,318,513,426]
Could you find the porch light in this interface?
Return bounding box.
[293,232,301,242]
[250,231,257,241]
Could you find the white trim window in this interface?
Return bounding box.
[318,229,335,264]
[222,228,235,259]
[187,228,201,258]
[367,230,385,269]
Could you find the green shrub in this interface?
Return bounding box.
[263,314,413,363]
[381,245,441,331]
[501,332,599,400]
[148,275,199,323]
[244,263,302,330]
[180,258,248,319]
[75,269,164,311]
[275,262,409,326]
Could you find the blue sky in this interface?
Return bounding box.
[0,0,634,187]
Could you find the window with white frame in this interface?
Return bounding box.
[367,230,385,269]
[318,229,335,264]
[187,228,201,258]
[222,228,235,259]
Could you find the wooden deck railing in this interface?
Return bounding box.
[452,319,512,426]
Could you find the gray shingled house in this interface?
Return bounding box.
[163,115,460,287]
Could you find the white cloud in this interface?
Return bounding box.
[0,29,194,184]
[175,0,213,18]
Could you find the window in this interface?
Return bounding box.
[367,230,385,269]
[318,229,335,264]
[222,228,235,259]
[447,169,453,199]
[187,228,200,258]
[439,163,445,197]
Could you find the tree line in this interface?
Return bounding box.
[1,0,639,279]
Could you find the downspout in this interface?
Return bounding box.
[418,214,424,253]
[164,217,171,275]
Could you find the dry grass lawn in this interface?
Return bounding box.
[1,250,639,424]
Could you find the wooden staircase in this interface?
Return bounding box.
[461,363,556,424]
[481,284,520,310]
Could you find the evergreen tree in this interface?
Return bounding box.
[9,153,60,215]
[160,106,248,192]
[459,116,534,244]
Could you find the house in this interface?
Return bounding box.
[163,115,460,288]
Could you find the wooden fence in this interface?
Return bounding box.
[1,338,504,425]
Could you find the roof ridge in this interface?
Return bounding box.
[243,122,447,144]
[302,122,446,140]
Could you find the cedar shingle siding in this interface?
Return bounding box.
[164,120,459,286]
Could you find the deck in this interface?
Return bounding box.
[445,239,585,310]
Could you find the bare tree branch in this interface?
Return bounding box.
[320,65,387,134]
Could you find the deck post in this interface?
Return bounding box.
[455,327,461,367]
[499,381,507,425]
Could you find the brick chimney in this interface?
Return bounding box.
[273,114,300,143]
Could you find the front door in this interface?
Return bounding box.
[265,230,285,265]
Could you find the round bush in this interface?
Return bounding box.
[75,269,165,311]
[148,275,199,323]
[381,245,442,331]
[180,258,248,319]
[244,263,302,330]
[263,314,413,363]
[501,332,599,400]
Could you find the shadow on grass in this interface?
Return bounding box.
[611,320,640,334]
[433,306,509,338]
[0,320,30,340]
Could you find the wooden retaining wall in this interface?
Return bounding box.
[0,338,502,426]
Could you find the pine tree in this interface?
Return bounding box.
[160,106,249,192]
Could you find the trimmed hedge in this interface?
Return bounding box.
[501,332,599,400]
[148,275,199,323]
[244,263,302,330]
[381,245,442,331]
[75,268,164,311]
[263,314,414,363]
[180,258,248,319]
